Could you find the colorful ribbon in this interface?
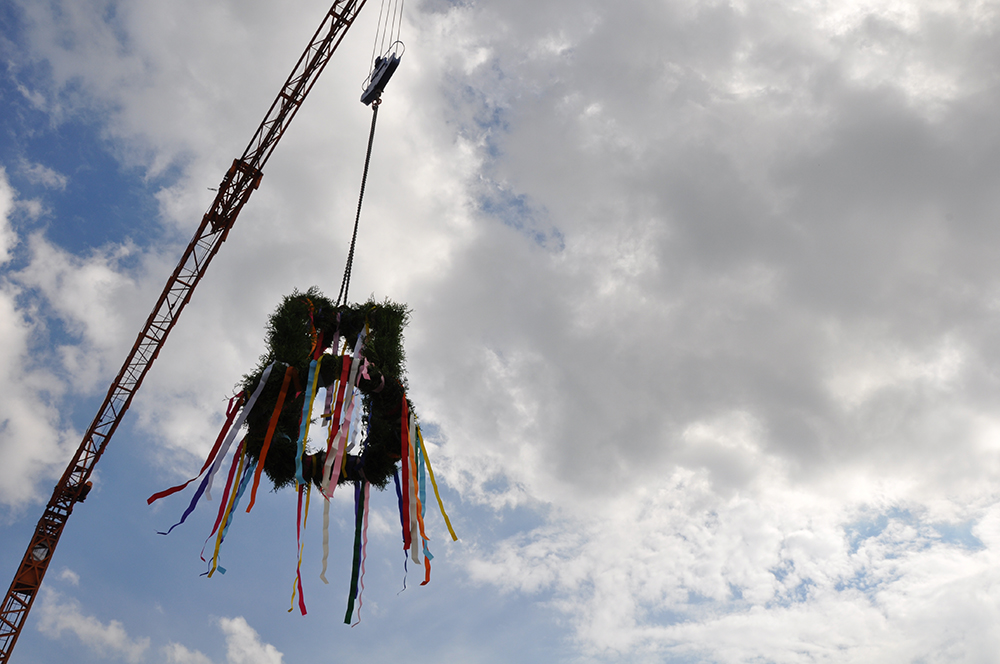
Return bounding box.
[208,439,244,544]
[288,482,311,614]
[323,331,366,495]
[319,494,332,584]
[400,398,411,551]
[415,428,432,585]
[393,469,409,590]
[354,479,371,625]
[344,480,368,624]
[207,441,248,577]
[407,410,422,565]
[295,356,322,485]
[205,363,275,500]
[151,328,465,617]
[218,458,256,554]
[147,393,243,505]
[152,365,271,537]
[247,365,295,512]
[417,427,458,542]
[322,355,352,493]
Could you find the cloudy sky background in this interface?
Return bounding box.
[3,0,1000,661]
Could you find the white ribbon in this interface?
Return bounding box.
[205,363,274,500]
[322,330,367,495]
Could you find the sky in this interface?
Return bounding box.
[3,0,1000,662]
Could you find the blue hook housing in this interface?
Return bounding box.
[361,52,401,105]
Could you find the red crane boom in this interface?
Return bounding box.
[0,1,368,660]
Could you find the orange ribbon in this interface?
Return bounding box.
[246,365,295,512]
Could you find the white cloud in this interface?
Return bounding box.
[161,618,288,664]
[19,160,68,190]
[38,591,283,664]
[37,588,150,663]
[16,83,47,111]
[13,233,151,390]
[161,619,286,664]
[58,567,81,586]
[218,617,283,664]
[163,618,286,664]
[825,334,965,409]
[0,168,16,264]
[469,474,1000,661]
[0,284,71,508]
[0,171,80,509]
[163,642,214,664]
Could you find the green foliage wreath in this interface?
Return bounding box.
[239,288,412,491]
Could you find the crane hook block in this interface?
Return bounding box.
[361,53,401,106]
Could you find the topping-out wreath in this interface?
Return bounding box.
[240,288,411,492]
[149,287,456,622]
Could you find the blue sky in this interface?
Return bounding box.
[5,0,1000,662]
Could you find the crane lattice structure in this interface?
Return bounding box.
[0,1,369,660]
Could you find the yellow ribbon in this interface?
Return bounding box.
[417,427,458,541]
[297,355,324,475]
[207,445,246,578]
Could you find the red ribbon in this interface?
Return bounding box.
[294,484,308,615]
[147,393,243,505]
[400,398,411,550]
[208,438,244,540]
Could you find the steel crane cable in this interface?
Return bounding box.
[369,0,404,69]
[336,97,380,307]
[369,0,388,68]
[390,0,404,47]
[341,0,402,307]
